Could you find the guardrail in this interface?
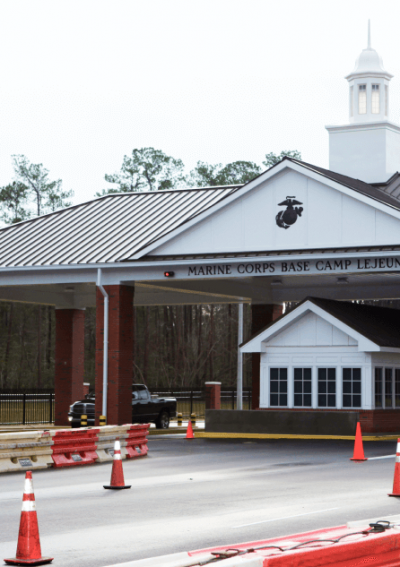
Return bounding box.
[0,424,150,473]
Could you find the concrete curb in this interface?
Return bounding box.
[193,432,400,441]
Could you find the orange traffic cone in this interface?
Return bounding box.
[388,439,400,497]
[186,420,194,439]
[350,422,367,462]
[4,471,53,566]
[104,438,131,490]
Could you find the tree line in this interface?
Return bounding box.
[0,148,301,391]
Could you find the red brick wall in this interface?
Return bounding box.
[359,410,400,433]
[251,304,283,409]
[257,408,400,434]
[205,382,221,410]
[95,285,134,425]
[54,309,85,426]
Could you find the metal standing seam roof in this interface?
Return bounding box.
[0,157,399,268]
[0,187,240,267]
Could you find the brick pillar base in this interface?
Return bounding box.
[95,285,134,425]
[251,304,283,410]
[205,382,221,410]
[54,309,85,426]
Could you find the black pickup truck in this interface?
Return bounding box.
[68,384,177,429]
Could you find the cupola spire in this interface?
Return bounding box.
[367,19,371,49]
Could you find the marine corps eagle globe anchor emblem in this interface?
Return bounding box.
[276,196,303,229]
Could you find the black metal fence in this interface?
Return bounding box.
[0,387,252,424]
[152,387,252,418]
[0,389,55,425]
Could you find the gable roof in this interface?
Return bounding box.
[0,186,240,267]
[283,158,400,212]
[241,297,400,350]
[0,157,399,267]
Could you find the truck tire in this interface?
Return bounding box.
[155,410,170,429]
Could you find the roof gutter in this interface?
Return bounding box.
[97,268,109,421]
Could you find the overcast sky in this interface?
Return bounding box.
[1,0,400,205]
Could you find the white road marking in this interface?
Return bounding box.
[233,507,340,528]
[367,455,396,461]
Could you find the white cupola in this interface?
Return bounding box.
[326,22,400,184]
[345,22,393,124]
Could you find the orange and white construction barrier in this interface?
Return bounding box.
[4,471,53,566]
[350,422,367,462]
[388,438,400,497]
[103,438,131,490]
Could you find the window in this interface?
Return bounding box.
[385,368,393,408]
[270,368,287,407]
[385,85,388,115]
[343,368,361,408]
[372,84,380,114]
[318,368,336,407]
[294,368,312,407]
[375,367,400,409]
[358,84,367,114]
[375,368,383,408]
[349,86,353,117]
[395,370,400,408]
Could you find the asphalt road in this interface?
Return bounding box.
[1,437,400,567]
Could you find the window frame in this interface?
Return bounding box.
[374,367,400,409]
[317,367,337,408]
[342,367,362,409]
[269,367,288,408]
[293,367,312,408]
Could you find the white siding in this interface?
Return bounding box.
[151,169,400,256]
[266,312,355,347]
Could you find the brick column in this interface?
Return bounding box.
[251,304,283,409]
[205,382,221,410]
[95,285,134,425]
[54,309,85,425]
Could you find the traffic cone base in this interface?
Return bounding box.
[103,439,131,490]
[186,420,194,439]
[4,472,53,566]
[350,422,367,462]
[4,558,54,566]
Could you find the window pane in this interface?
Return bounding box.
[270,381,278,393]
[304,395,312,407]
[294,394,302,407]
[343,381,352,394]
[328,368,336,381]
[280,381,287,393]
[318,394,326,407]
[375,368,382,408]
[343,395,352,407]
[319,381,327,394]
[281,368,287,380]
[270,394,279,406]
[343,368,351,381]
[294,381,302,393]
[395,369,400,408]
[328,381,336,394]
[304,368,312,381]
[327,394,336,407]
[353,382,361,394]
[372,84,380,114]
[270,368,278,380]
[318,368,326,381]
[279,394,287,406]
[353,395,361,408]
[359,84,367,114]
[294,368,302,381]
[304,381,312,394]
[353,368,361,381]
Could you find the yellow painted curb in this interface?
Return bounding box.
[194,432,399,441]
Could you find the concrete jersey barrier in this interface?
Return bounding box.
[0,424,150,472]
[0,430,54,473]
